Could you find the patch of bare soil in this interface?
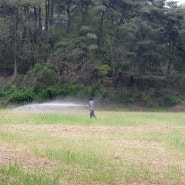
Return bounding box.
[113,140,185,170]
[130,106,148,112]
[171,105,185,112]
[1,125,185,136]
[0,145,58,170]
[0,100,7,106]
[1,124,185,182]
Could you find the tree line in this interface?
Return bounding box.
[0,0,185,106]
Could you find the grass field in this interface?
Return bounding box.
[0,108,185,185]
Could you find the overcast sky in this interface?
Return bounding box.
[172,0,185,4]
[178,0,185,4]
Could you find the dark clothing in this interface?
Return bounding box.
[90,109,95,118]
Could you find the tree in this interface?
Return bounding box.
[0,0,46,77]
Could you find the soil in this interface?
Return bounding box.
[0,145,58,170]
[131,105,185,112]
[130,105,148,112]
[1,125,185,171]
[171,105,185,112]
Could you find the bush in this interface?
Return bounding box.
[37,87,67,100]
[162,95,180,106]
[78,84,103,97]
[27,63,60,88]
[8,86,35,103]
[0,81,17,98]
[118,88,141,103]
[65,81,78,95]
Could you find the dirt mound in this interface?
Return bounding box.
[171,105,185,112]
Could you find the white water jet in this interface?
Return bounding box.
[14,101,88,113]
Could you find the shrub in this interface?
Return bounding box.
[27,63,60,88]
[78,84,103,97]
[37,87,67,100]
[118,88,141,103]
[162,95,180,106]
[65,81,79,95]
[8,86,35,103]
[0,81,17,98]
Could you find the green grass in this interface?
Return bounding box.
[0,109,185,184]
[0,110,185,126]
[0,164,59,185]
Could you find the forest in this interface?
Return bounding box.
[0,0,185,106]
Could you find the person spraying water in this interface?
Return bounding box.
[89,98,96,118]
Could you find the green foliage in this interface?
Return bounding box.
[65,81,79,95]
[88,44,98,51]
[118,88,142,103]
[97,64,111,84]
[27,64,60,88]
[161,95,180,106]
[78,84,103,97]
[8,86,35,103]
[86,33,97,40]
[66,48,85,61]
[0,81,34,103]
[0,81,17,98]
[0,0,185,104]
[36,87,67,100]
[80,26,93,33]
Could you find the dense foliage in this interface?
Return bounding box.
[0,0,185,106]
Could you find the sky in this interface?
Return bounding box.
[179,0,185,4]
[172,0,185,4]
[166,0,184,4]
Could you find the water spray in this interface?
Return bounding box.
[14,101,88,113]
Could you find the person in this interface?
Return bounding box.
[89,98,96,118]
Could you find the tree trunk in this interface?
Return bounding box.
[66,2,71,34]
[50,0,54,25]
[39,7,42,31]
[13,57,18,78]
[13,12,19,78]
[99,10,105,45]
[45,0,49,31]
